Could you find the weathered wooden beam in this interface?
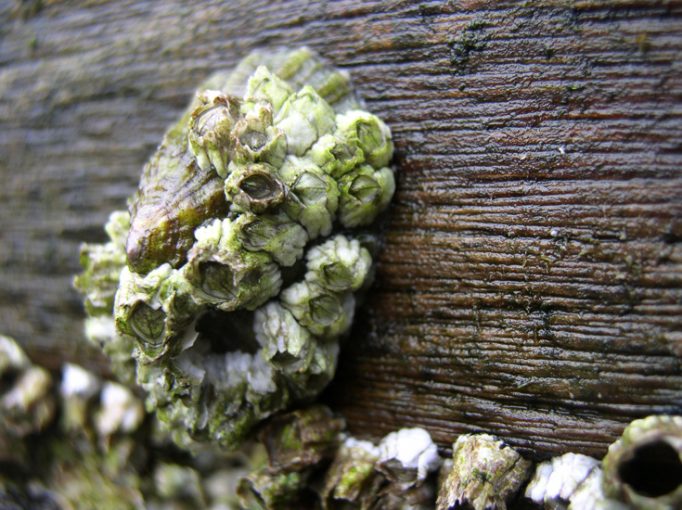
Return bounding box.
[1,0,681,459]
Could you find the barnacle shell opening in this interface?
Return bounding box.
[75,47,395,449]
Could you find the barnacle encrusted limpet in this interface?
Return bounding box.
[74,47,396,449]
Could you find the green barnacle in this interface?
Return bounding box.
[280,281,355,338]
[246,65,294,114]
[188,90,240,177]
[114,264,197,361]
[224,162,287,214]
[307,132,365,179]
[183,218,282,310]
[338,164,395,228]
[74,47,397,450]
[436,434,532,510]
[336,109,393,169]
[305,234,372,293]
[274,85,336,156]
[235,212,308,267]
[320,437,382,508]
[73,211,130,315]
[279,155,339,239]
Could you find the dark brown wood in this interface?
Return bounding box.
[1,0,681,459]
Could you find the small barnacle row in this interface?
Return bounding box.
[74,48,395,449]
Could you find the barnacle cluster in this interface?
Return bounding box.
[74,47,395,449]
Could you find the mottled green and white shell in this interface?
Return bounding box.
[74,47,396,449]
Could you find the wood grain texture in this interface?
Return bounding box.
[1,0,681,459]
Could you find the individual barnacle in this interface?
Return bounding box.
[436,433,532,510]
[602,415,682,509]
[568,467,626,510]
[183,217,282,310]
[237,468,310,509]
[337,164,395,228]
[246,65,294,114]
[305,234,372,293]
[60,363,101,434]
[279,155,339,238]
[224,162,287,214]
[187,90,239,176]
[274,85,336,156]
[235,212,308,267]
[254,302,316,373]
[336,109,393,169]
[114,264,198,361]
[94,381,145,440]
[75,47,395,450]
[377,428,442,493]
[280,281,355,338]
[231,100,287,168]
[308,132,365,178]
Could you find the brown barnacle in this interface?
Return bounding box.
[436,433,532,510]
[231,100,288,168]
[602,415,682,509]
[259,405,345,473]
[224,162,288,214]
[0,335,55,438]
[188,89,240,177]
